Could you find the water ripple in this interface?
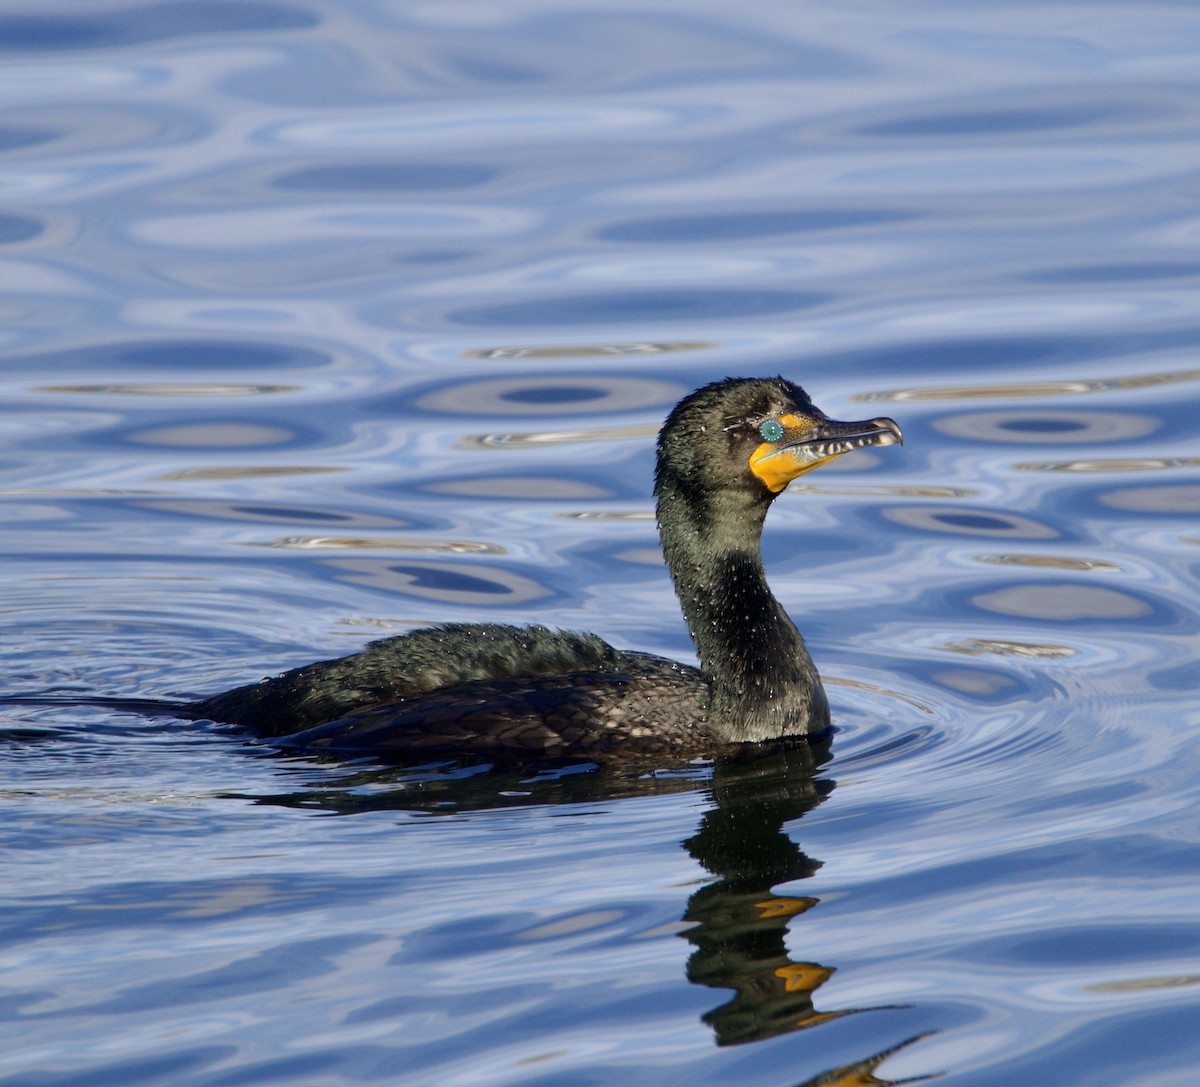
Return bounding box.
[856,366,1200,402]
[4,3,1200,1087]
[0,3,319,52]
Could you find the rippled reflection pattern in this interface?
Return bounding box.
[411,373,682,417]
[4,1,1200,1086]
[933,409,1160,444]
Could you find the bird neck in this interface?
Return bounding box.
[656,484,828,742]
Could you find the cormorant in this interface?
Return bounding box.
[185,377,901,755]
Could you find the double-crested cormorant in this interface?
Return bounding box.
[186,377,901,755]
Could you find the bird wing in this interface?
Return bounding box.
[275,665,708,757]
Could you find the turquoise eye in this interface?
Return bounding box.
[758,418,784,442]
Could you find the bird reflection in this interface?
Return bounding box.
[680,740,849,1045]
[793,1032,934,1087]
[678,741,931,1082]
[234,743,926,1079]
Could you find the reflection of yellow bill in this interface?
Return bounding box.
[755,895,818,919]
[774,962,835,992]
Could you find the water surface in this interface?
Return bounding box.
[2,2,1200,1085]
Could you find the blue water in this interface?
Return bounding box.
[3,1,1200,1084]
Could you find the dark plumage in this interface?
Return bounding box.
[185,377,901,756]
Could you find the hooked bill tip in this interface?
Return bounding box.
[872,417,903,447]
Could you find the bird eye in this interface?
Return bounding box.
[758,418,784,442]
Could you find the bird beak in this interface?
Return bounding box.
[750,414,903,492]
